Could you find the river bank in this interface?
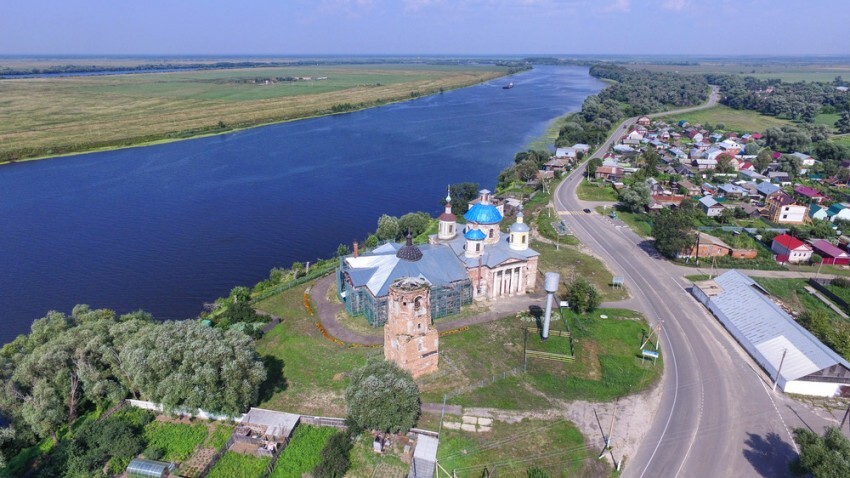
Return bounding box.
[0,65,605,345]
[0,65,513,164]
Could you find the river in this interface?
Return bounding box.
[0,65,604,345]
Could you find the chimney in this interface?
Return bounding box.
[353,241,359,258]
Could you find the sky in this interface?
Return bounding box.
[1,0,848,56]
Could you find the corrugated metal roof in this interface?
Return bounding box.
[693,270,850,385]
[345,243,469,297]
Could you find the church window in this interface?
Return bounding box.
[489,229,494,238]
[414,297,422,310]
[522,235,526,244]
[476,243,481,252]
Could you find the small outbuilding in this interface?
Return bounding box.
[126,458,173,478]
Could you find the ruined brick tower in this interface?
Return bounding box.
[384,277,439,378]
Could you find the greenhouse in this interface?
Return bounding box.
[126,458,173,478]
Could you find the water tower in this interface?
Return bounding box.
[542,272,560,340]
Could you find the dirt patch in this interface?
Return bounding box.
[332,372,346,382]
[179,447,217,478]
[577,340,602,380]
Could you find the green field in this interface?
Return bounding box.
[0,64,505,162]
[143,421,209,462]
[437,418,605,477]
[661,104,791,132]
[816,113,840,129]
[418,308,661,408]
[269,426,337,478]
[535,240,629,302]
[207,452,271,478]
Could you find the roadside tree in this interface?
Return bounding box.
[619,184,651,213]
[791,427,850,477]
[345,358,420,433]
[837,110,850,134]
[586,158,603,178]
[376,214,400,241]
[652,209,696,259]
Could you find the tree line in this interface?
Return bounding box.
[707,74,850,128]
[0,305,266,454]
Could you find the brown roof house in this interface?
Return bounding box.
[679,232,757,260]
[595,166,623,181]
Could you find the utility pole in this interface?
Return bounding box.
[593,408,608,459]
[840,401,850,431]
[773,348,788,391]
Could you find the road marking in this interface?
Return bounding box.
[748,363,799,454]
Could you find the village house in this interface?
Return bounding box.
[693,158,718,171]
[637,115,651,127]
[809,204,829,222]
[771,234,813,263]
[766,192,807,224]
[699,196,725,217]
[756,182,782,200]
[828,203,850,223]
[679,232,758,260]
[717,183,748,200]
[791,152,816,171]
[595,166,623,181]
[809,240,850,265]
[768,171,792,186]
[555,147,577,160]
[793,185,826,204]
[675,179,701,197]
[572,144,591,155]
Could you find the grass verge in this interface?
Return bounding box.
[577,181,619,202]
[207,451,271,478]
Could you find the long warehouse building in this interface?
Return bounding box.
[692,270,850,397]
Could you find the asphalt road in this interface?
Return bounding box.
[554,90,838,477]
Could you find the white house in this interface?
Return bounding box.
[699,196,725,217]
[771,234,813,263]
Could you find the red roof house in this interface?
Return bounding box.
[810,240,850,265]
[771,234,813,263]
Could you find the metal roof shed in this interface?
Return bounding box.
[692,270,850,396]
[126,458,172,478]
[410,434,439,478]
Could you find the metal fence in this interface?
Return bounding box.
[299,415,347,429]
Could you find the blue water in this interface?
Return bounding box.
[0,65,603,344]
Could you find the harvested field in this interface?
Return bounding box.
[0,64,506,162]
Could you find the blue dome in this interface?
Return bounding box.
[510,221,529,233]
[464,203,503,224]
[464,228,486,241]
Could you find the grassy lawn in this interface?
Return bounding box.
[0,64,506,162]
[143,421,209,462]
[255,284,373,416]
[753,278,845,323]
[816,113,840,129]
[536,205,579,246]
[577,181,619,202]
[661,104,790,132]
[534,240,629,302]
[423,308,661,408]
[269,426,337,478]
[614,208,654,237]
[833,135,850,148]
[207,451,271,478]
[437,418,607,477]
[685,274,712,282]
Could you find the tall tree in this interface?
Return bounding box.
[376,214,400,241]
[837,110,850,134]
[652,209,696,259]
[619,184,652,213]
[0,426,13,472]
[119,321,266,416]
[755,149,774,173]
[345,358,420,433]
